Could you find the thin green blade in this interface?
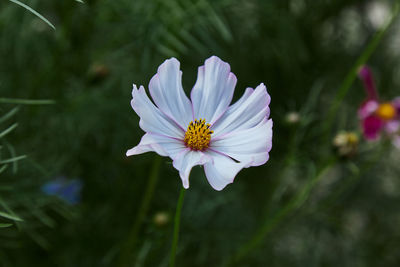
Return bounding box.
[8,0,55,30]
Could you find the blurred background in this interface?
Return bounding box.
[1,0,400,266]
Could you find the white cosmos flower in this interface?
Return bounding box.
[126,56,273,191]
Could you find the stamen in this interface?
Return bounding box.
[184,118,213,151]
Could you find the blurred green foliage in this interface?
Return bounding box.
[1,0,400,266]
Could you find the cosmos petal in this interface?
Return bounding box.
[172,150,212,189]
[126,133,186,158]
[131,84,184,139]
[149,58,193,130]
[362,115,384,140]
[358,100,379,119]
[211,118,273,166]
[358,65,379,100]
[204,152,248,191]
[127,56,273,191]
[212,83,270,137]
[385,120,400,134]
[191,56,237,124]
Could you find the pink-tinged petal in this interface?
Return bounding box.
[211,118,273,167]
[358,65,378,100]
[358,100,379,119]
[126,133,186,158]
[385,120,400,134]
[172,150,212,189]
[224,87,254,113]
[362,115,384,140]
[191,56,237,124]
[149,58,193,130]
[131,84,184,139]
[211,83,270,138]
[204,151,248,191]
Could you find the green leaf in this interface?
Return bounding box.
[0,98,55,105]
[5,142,18,174]
[0,155,27,164]
[0,223,13,228]
[0,123,18,139]
[0,211,23,222]
[75,0,85,3]
[8,0,55,30]
[0,164,8,175]
[28,231,50,249]
[202,0,232,42]
[0,107,19,125]
[31,207,56,228]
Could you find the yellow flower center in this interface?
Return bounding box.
[376,102,396,120]
[184,119,213,151]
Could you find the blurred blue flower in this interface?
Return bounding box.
[41,177,83,205]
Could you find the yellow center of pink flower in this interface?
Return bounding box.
[376,103,396,120]
[184,119,213,151]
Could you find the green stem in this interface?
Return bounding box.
[322,1,400,140]
[118,156,161,266]
[227,158,336,266]
[169,187,186,267]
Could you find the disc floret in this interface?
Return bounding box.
[184,119,213,151]
[376,102,396,120]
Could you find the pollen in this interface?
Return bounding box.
[376,102,396,120]
[184,119,213,151]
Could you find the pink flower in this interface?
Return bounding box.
[358,65,400,145]
[126,56,273,190]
